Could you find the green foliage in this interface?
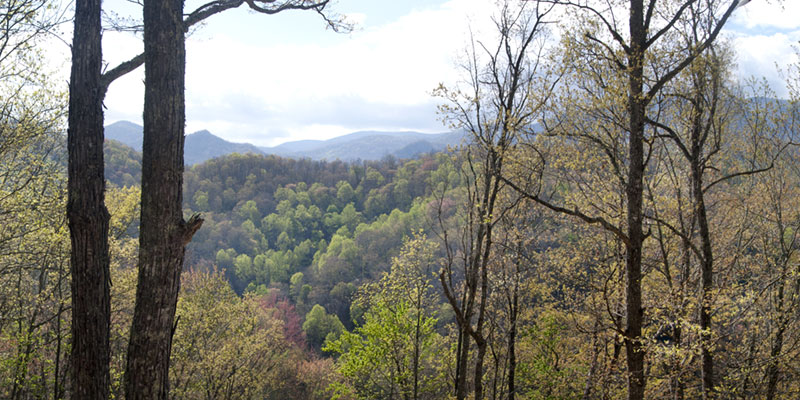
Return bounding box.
[170,270,291,399]
[326,299,445,400]
[105,139,142,187]
[516,313,583,399]
[336,180,357,207]
[303,304,345,352]
[236,199,261,223]
[181,154,445,318]
[289,272,308,304]
[0,6,68,392]
[325,234,447,400]
[215,248,236,270]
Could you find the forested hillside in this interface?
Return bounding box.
[182,153,449,323]
[104,136,452,331]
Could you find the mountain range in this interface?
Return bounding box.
[104,121,463,165]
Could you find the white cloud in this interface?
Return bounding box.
[102,31,145,125]
[343,12,367,27]
[731,1,800,31]
[169,0,497,143]
[725,1,800,97]
[731,30,800,97]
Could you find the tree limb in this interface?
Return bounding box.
[499,175,630,246]
[100,0,347,92]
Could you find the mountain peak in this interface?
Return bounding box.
[105,121,264,165]
[189,129,214,137]
[105,121,144,151]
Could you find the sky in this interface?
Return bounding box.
[88,0,800,147]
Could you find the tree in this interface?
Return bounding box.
[433,2,551,398]
[302,304,344,351]
[705,79,800,398]
[170,270,290,399]
[67,0,110,397]
[640,39,783,396]
[123,0,201,395]
[498,1,748,398]
[325,234,447,400]
[0,133,69,399]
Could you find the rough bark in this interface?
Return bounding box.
[625,2,647,399]
[765,295,786,400]
[124,0,202,397]
[66,0,110,397]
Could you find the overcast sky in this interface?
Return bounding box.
[95,0,800,147]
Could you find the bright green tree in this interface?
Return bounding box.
[303,304,344,351]
[325,234,447,400]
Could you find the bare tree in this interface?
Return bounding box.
[499,1,748,398]
[122,0,196,396]
[122,1,348,398]
[434,2,552,398]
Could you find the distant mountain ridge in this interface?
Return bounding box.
[105,121,145,151]
[184,130,263,165]
[104,121,463,164]
[260,130,464,161]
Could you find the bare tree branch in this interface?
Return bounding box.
[100,0,350,92]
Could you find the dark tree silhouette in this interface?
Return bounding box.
[67,0,110,397]
[123,0,202,396]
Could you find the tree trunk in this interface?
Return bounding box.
[691,99,715,399]
[507,285,518,400]
[473,336,487,400]
[765,282,788,400]
[625,2,647,399]
[671,325,684,400]
[67,0,110,397]
[455,324,471,399]
[124,0,202,397]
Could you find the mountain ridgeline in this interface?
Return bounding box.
[104,120,463,164]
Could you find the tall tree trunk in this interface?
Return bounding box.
[671,325,684,400]
[67,0,110,397]
[473,336,487,400]
[413,300,422,400]
[691,100,715,399]
[625,2,646,399]
[124,0,202,396]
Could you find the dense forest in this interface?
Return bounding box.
[3,0,800,399]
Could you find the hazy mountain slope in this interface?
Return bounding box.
[105,121,145,151]
[105,121,265,165]
[104,139,142,187]
[183,130,264,165]
[265,139,326,155]
[261,131,464,161]
[106,120,463,163]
